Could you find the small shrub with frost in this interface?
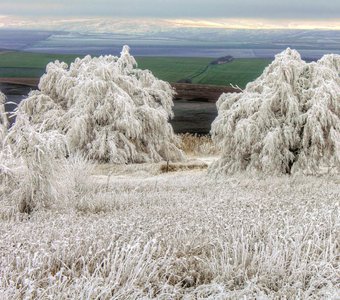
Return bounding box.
[5,115,67,213]
[210,48,340,175]
[59,152,96,202]
[0,91,13,199]
[0,145,15,199]
[12,46,184,164]
[0,91,8,144]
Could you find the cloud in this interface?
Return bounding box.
[0,2,63,15]
[1,16,340,32]
[169,18,340,30]
[0,0,339,19]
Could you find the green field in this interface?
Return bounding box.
[0,52,82,79]
[137,57,271,87]
[192,59,271,87]
[0,52,81,68]
[136,57,212,83]
[0,51,271,88]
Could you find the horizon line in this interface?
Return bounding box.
[1,16,340,31]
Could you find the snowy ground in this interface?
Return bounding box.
[0,157,339,299]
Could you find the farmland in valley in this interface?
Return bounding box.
[0,51,270,88]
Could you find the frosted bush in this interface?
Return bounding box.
[59,152,96,203]
[0,91,12,199]
[0,91,8,144]
[12,46,184,164]
[210,48,340,175]
[1,116,95,214]
[5,115,67,213]
[0,145,15,200]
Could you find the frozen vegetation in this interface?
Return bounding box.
[211,49,340,175]
[11,46,184,164]
[0,162,339,299]
[0,48,339,298]
[0,91,8,143]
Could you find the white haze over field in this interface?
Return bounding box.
[1,16,340,33]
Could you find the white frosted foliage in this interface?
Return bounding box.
[210,48,340,175]
[12,46,184,163]
[0,91,8,143]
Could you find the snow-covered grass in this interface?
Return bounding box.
[1,160,339,299]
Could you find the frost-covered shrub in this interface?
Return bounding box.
[0,91,8,144]
[59,152,96,203]
[0,145,15,200]
[210,48,340,175]
[5,115,67,213]
[12,46,184,164]
[0,91,12,197]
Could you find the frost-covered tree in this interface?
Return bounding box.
[210,48,340,175]
[0,91,8,144]
[11,46,184,163]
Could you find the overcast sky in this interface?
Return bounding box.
[0,0,339,19]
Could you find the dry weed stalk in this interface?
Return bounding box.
[179,133,218,156]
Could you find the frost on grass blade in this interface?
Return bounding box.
[210,48,340,175]
[11,46,184,164]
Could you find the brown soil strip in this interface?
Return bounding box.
[172,83,240,102]
[0,77,39,87]
[0,78,241,103]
